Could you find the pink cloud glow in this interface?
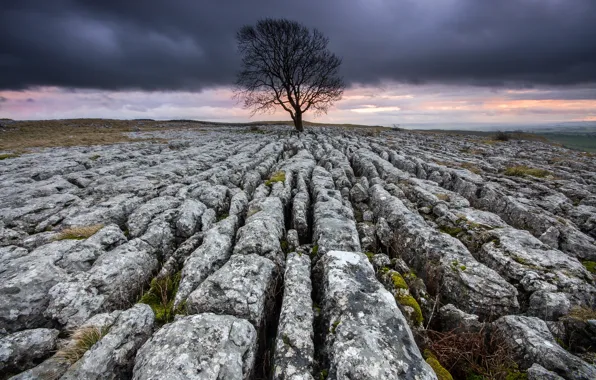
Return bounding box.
[1,83,595,127]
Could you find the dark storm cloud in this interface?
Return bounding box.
[1,0,595,91]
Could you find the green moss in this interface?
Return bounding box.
[331,320,341,334]
[89,154,101,161]
[0,153,20,160]
[582,261,596,274]
[365,252,375,261]
[460,265,467,271]
[391,272,408,289]
[395,294,423,325]
[265,171,286,186]
[216,213,229,222]
[505,370,528,380]
[280,239,289,253]
[504,165,551,178]
[425,356,454,380]
[319,369,328,380]
[440,226,463,237]
[311,245,319,258]
[139,272,184,324]
[512,256,529,265]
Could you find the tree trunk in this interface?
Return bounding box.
[292,111,304,132]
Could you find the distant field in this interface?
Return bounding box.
[418,128,596,153]
[537,133,596,153]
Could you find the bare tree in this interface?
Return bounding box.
[235,19,345,132]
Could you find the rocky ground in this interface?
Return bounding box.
[1,124,595,380]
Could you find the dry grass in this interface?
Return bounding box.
[426,328,526,380]
[55,224,104,240]
[0,119,171,151]
[566,306,596,322]
[460,162,482,174]
[55,325,110,364]
[504,165,551,178]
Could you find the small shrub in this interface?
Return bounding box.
[426,328,525,380]
[56,325,110,364]
[55,224,104,240]
[504,165,550,178]
[265,171,286,186]
[493,131,510,141]
[139,272,184,324]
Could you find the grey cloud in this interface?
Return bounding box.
[0,0,595,91]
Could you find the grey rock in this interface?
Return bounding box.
[132,313,257,380]
[273,252,314,380]
[126,196,180,238]
[234,197,285,263]
[0,328,59,374]
[527,363,565,380]
[175,216,238,307]
[175,199,206,238]
[494,315,596,380]
[229,190,248,217]
[313,250,436,380]
[186,254,279,330]
[61,304,154,380]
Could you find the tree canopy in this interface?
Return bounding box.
[235,19,345,132]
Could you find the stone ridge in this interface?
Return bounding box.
[0,125,595,379]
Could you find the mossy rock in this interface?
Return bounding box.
[425,355,453,380]
[440,226,463,237]
[391,272,408,289]
[395,293,423,325]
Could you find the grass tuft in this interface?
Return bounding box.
[139,272,185,324]
[504,165,551,178]
[56,325,110,364]
[55,224,104,240]
[0,153,20,160]
[265,171,286,186]
[582,261,596,274]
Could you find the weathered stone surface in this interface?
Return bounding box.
[313,251,436,380]
[0,242,71,332]
[274,252,314,380]
[527,363,565,380]
[370,184,519,319]
[233,197,285,262]
[126,196,180,238]
[132,313,257,380]
[0,328,59,374]
[175,216,238,307]
[175,199,206,238]
[186,254,279,329]
[494,315,596,380]
[311,167,361,255]
[61,304,154,380]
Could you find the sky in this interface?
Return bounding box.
[1,0,596,127]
